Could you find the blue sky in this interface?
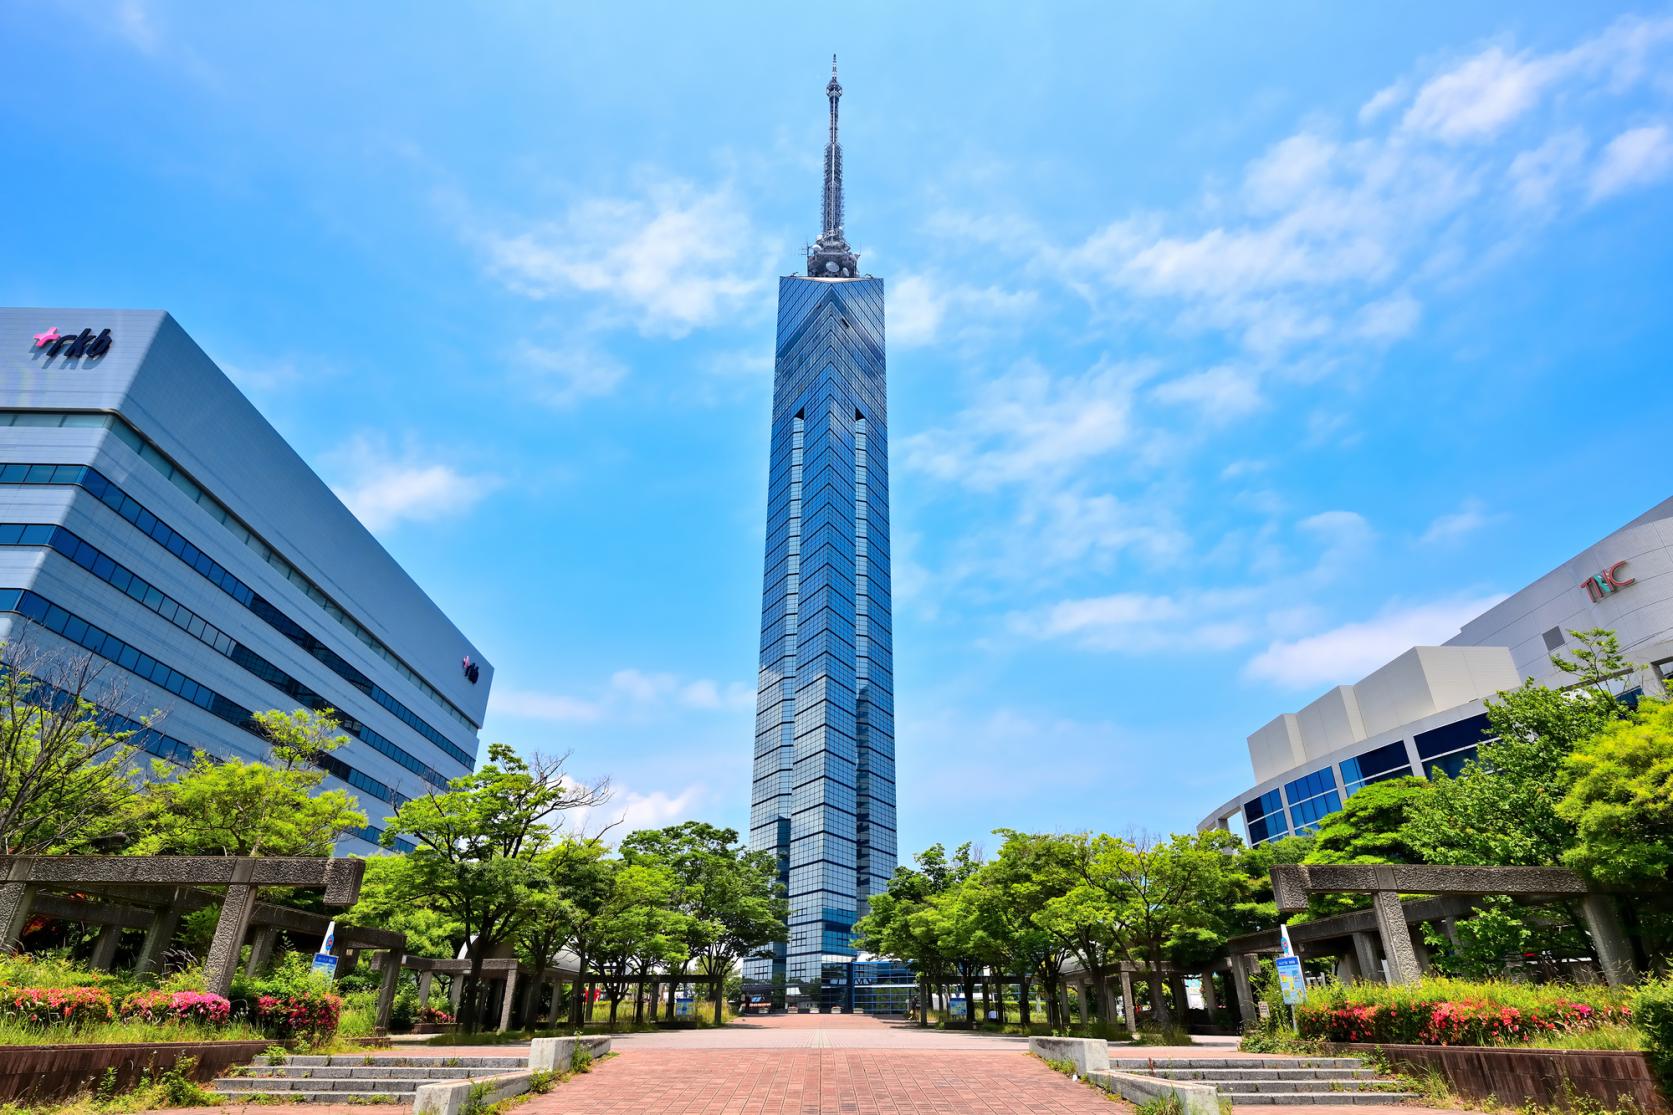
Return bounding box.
[5,3,1673,857]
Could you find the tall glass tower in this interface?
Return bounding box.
[746,58,897,1001]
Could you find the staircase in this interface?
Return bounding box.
[213,1054,527,1104]
[1109,1056,1415,1107]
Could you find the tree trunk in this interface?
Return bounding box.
[570,949,589,1026]
[712,965,725,1026]
[961,972,976,1028]
[608,989,620,1025]
[1092,969,1110,1026]
[1018,975,1032,1029]
[1147,961,1172,1029]
[918,973,929,1025]
[464,949,486,1032]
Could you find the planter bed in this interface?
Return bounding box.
[1326,1041,1667,1114]
[0,1040,272,1104]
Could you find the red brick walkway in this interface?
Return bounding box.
[529,1049,1120,1114]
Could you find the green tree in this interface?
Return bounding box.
[970,831,1075,1028]
[1559,696,1673,887]
[343,855,464,959]
[0,642,146,853]
[1225,834,1312,937]
[128,708,366,856]
[382,745,606,1028]
[1296,778,1431,917]
[855,844,977,1025]
[1077,830,1239,1030]
[1033,833,1125,1028]
[1409,629,1633,868]
[678,830,785,1025]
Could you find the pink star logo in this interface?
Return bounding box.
[32,328,60,348]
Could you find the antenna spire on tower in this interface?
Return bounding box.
[808,55,859,277]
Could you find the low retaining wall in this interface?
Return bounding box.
[1087,1070,1221,1115]
[1330,1042,1668,1114]
[0,1040,271,1104]
[415,1036,614,1115]
[1027,1036,1108,1075]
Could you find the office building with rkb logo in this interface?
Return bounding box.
[745,60,903,1012]
[0,309,492,853]
[1201,495,1673,844]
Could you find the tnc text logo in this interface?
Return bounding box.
[31,327,112,359]
[1582,560,1635,604]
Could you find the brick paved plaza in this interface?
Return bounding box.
[158,1015,1471,1115]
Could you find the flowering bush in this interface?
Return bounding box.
[254,990,342,1038]
[121,989,232,1025]
[2,986,116,1026]
[417,1005,454,1024]
[1298,978,1632,1046]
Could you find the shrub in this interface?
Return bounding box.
[1635,977,1673,1090]
[254,991,341,1039]
[2,986,116,1026]
[1297,977,1632,1047]
[121,990,233,1025]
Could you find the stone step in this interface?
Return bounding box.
[1149,1068,1377,1082]
[1225,1092,1417,1106]
[283,1055,525,1069]
[246,1065,504,1081]
[211,1089,409,1105]
[1109,1058,1365,1070]
[1202,1080,1397,1095]
[215,1078,419,1095]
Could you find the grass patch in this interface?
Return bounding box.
[0,1018,267,1048]
[0,1056,217,1115]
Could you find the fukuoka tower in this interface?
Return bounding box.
[744,58,897,996]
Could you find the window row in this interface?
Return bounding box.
[0,414,476,731]
[0,587,416,823]
[0,462,475,768]
[3,522,455,788]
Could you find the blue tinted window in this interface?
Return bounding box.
[1341,740,1413,793]
[1415,714,1490,759]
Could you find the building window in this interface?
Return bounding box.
[1242,789,1287,844]
[1414,713,1491,778]
[1543,627,1565,652]
[1340,740,1413,795]
[1283,767,1341,834]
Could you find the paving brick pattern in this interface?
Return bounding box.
[529,1049,1117,1115]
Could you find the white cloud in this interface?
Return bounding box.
[1401,47,1552,142]
[1151,365,1265,424]
[326,433,499,532]
[479,180,769,337]
[902,358,1141,490]
[568,783,708,842]
[1354,293,1422,341]
[1244,594,1507,688]
[1589,124,1673,201]
[513,342,627,409]
[493,668,753,725]
[1419,498,1497,545]
[889,273,1035,348]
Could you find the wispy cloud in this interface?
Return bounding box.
[1244,594,1507,688]
[1419,498,1500,545]
[326,433,500,533]
[1589,124,1673,201]
[512,341,627,409]
[478,179,772,338]
[492,668,753,725]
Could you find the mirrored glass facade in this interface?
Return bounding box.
[746,275,897,992]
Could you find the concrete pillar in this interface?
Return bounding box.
[1351,931,1380,983]
[498,969,519,1033]
[1169,975,1191,1023]
[0,882,35,950]
[1441,917,1461,949]
[374,950,402,1033]
[1410,929,1433,974]
[1372,891,1422,985]
[243,925,278,976]
[133,905,182,978]
[1077,981,1090,1025]
[88,924,122,971]
[417,971,434,1010]
[1056,984,1071,1027]
[1581,893,1639,988]
[448,973,463,1011]
[1200,971,1219,1020]
[1119,970,1138,1032]
[1230,955,1256,1024]
[203,883,260,998]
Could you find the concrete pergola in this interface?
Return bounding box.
[1269,863,1638,987]
[1054,959,1232,1033]
[0,855,401,1012]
